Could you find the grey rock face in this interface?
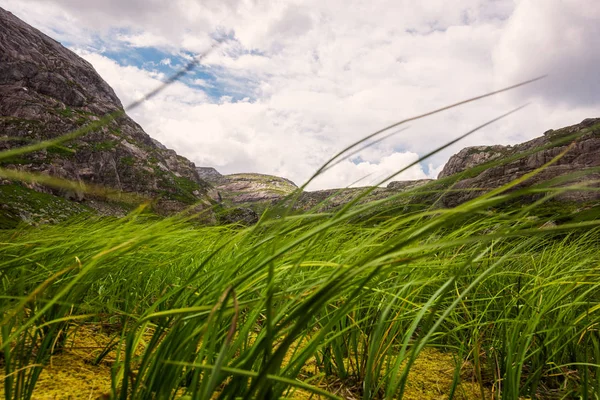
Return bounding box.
[196,167,227,185]
[0,7,211,216]
[438,118,600,207]
[438,146,509,178]
[215,173,298,204]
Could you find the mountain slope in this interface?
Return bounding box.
[438,118,600,207]
[0,7,212,223]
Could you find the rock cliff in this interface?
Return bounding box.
[438,118,600,207]
[0,7,212,221]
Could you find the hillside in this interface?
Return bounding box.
[438,117,600,207]
[200,118,600,218]
[0,7,213,226]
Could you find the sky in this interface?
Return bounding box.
[1,0,598,190]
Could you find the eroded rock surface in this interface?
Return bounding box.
[0,7,211,220]
[205,172,298,205]
[438,118,600,207]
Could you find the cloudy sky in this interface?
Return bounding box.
[1,0,598,189]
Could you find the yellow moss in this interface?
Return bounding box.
[2,326,489,399]
[0,324,140,400]
[25,353,112,399]
[275,336,489,400]
[402,348,489,400]
[0,328,113,399]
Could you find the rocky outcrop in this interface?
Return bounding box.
[0,7,212,219]
[209,172,298,205]
[438,118,600,207]
[438,146,509,177]
[196,167,227,186]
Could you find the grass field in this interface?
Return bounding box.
[1,177,600,399]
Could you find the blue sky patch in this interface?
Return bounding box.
[101,46,254,101]
[63,29,259,103]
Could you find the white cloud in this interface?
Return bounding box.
[493,0,600,107]
[0,0,597,190]
[118,31,173,49]
[193,79,214,88]
[310,152,430,189]
[73,50,209,107]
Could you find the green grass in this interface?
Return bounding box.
[0,184,90,229]
[56,106,74,118]
[1,180,599,399]
[91,140,118,152]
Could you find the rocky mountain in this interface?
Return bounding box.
[0,7,212,224]
[196,168,299,224]
[240,119,598,216]
[438,118,600,207]
[196,165,435,216]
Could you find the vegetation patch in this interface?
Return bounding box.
[120,155,136,166]
[1,189,599,398]
[56,106,74,118]
[91,140,118,152]
[46,144,76,158]
[0,183,90,228]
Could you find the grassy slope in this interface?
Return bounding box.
[0,184,91,229]
[1,185,600,399]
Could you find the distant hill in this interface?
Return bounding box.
[197,169,298,204]
[197,117,599,220]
